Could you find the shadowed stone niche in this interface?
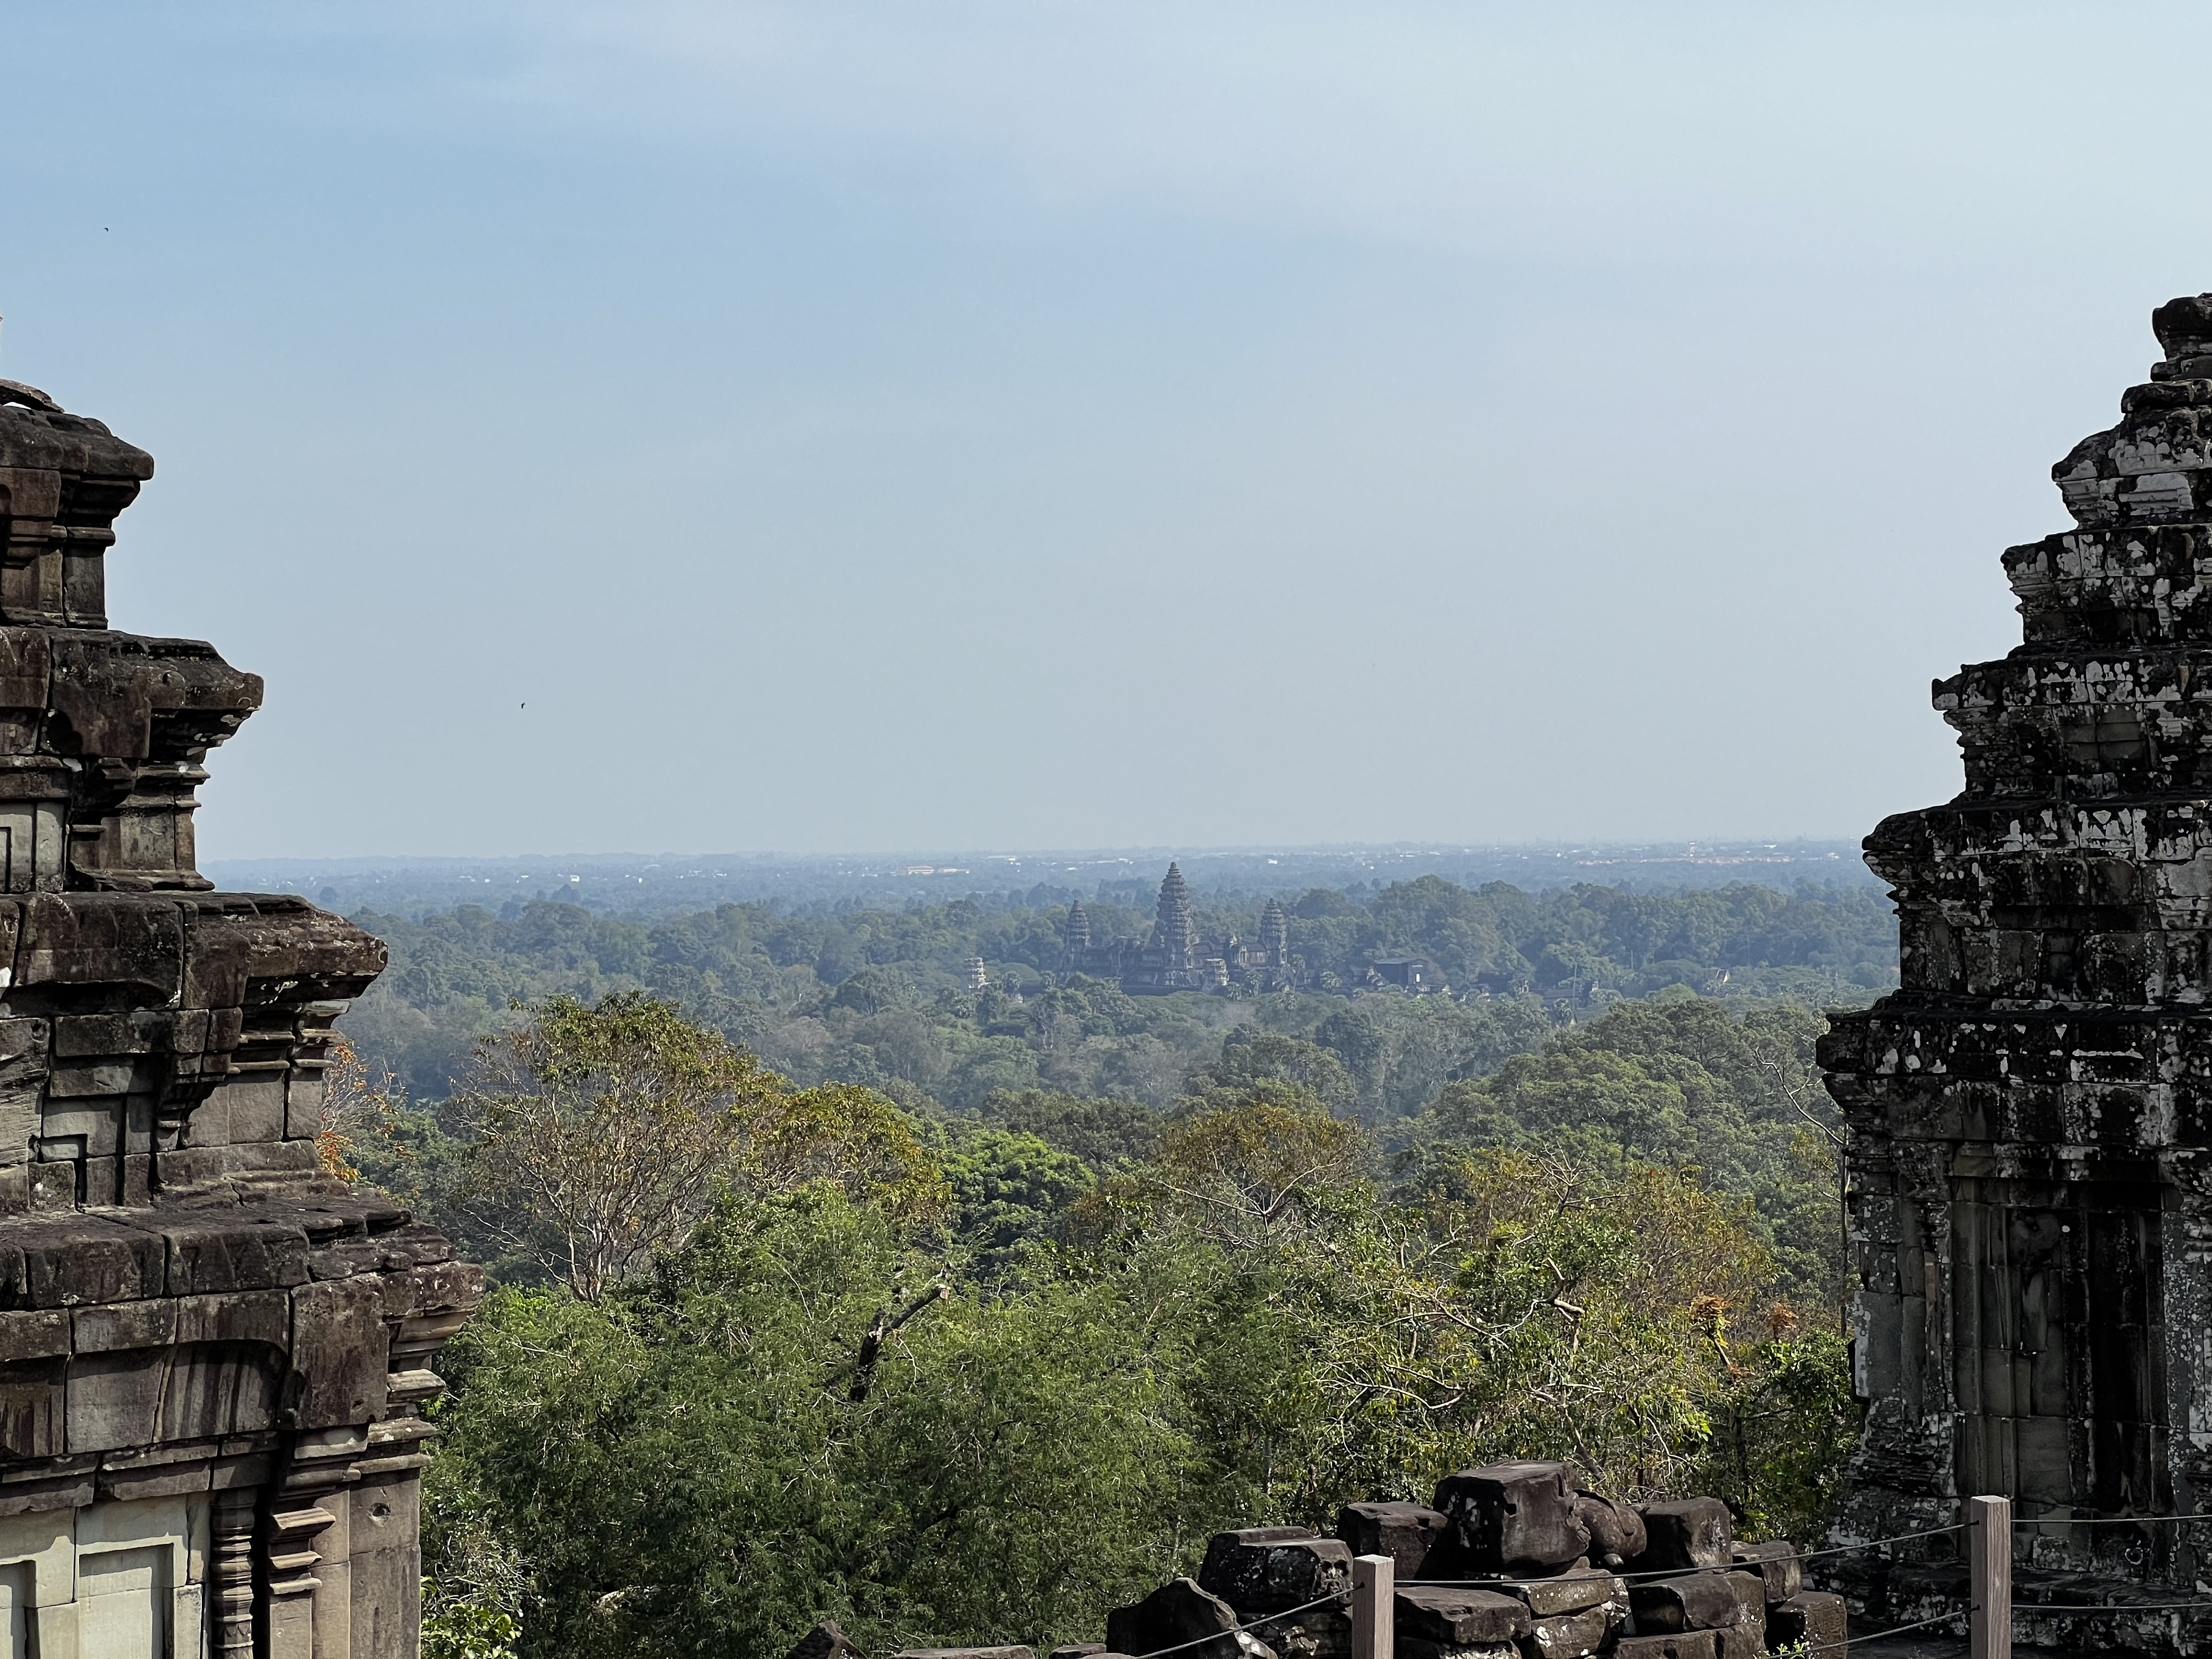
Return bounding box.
[0,376,481,1658]
[1818,297,2212,1648]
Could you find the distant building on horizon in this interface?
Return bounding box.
[1057,863,1301,995]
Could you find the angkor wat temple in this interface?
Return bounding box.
[1059,864,1301,994]
[0,375,477,1657]
[1819,294,2212,1646]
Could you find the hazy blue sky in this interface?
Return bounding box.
[3,2,2207,856]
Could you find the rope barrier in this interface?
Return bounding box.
[2013,1513,2212,1527]
[1131,1590,1353,1659]
[1802,1606,1974,1653]
[1407,1520,1970,1593]
[2021,1601,2212,1614]
[1792,1525,1969,1564]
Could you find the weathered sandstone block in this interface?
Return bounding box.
[1432,1462,1589,1577]
[1335,1501,1448,1580]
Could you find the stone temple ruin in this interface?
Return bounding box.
[802,1460,1849,1659]
[1060,867,1300,995]
[1818,292,2212,1637]
[0,376,479,1657]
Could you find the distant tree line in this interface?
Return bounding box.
[342,874,1895,1124]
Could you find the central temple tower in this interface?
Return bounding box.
[1821,294,2212,1644]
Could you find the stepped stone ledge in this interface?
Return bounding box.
[0,377,481,1658]
[1820,293,2212,1653]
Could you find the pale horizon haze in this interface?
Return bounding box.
[2,3,2205,856]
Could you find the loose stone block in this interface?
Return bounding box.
[1719,1574,1761,1645]
[1725,1541,1799,1604]
[1395,1643,1515,1659]
[1254,1604,1347,1659]
[1628,1500,1731,1574]
[1762,1593,1845,1653]
[1337,1500,1449,1579]
[1108,1578,1273,1659]
[1199,1530,1351,1615]
[1625,1573,1741,1635]
[1432,1462,1589,1575]
[1393,1586,1532,1647]
[1519,1603,1611,1659]
[1610,1635,1719,1659]
[1494,1568,1615,1619]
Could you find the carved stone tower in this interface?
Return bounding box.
[1820,295,2212,1636]
[1259,897,1288,961]
[1154,864,1196,971]
[1062,899,1091,957]
[0,378,479,1657]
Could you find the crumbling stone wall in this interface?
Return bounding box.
[0,376,479,1657]
[1818,293,2212,1626]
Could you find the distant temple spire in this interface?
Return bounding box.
[1055,868,1302,995]
[1155,863,1197,968]
[1259,895,1288,959]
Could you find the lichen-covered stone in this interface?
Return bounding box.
[1493,1568,1616,1619]
[1198,1528,1350,1616]
[1610,1634,1718,1659]
[1518,1601,1612,1659]
[1761,1592,1845,1654]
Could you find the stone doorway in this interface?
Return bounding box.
[1949,1174,2169,1516]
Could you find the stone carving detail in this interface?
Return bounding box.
[1819,295,2212,1631]
[0,377,481,1657]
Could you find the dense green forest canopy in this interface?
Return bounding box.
[393,987,1856,1659]
[345,874,1885,1659]
[342,873,1895,1121]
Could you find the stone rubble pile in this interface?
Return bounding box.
[791,1460,1852,1659]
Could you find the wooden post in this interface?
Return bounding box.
[1352,1553,1394,1659]
[1969,1495,2011,1659]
